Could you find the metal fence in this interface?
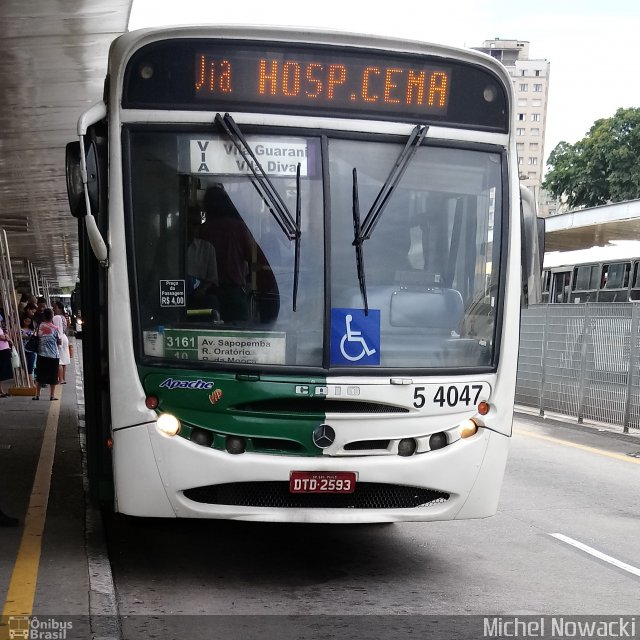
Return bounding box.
[516,303,640,432]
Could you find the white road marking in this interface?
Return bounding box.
[550,533,640,578]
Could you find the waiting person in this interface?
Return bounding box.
[33,297,47,326]
[32,309,61,401]
[0,319,13,398]
[20,315,37,386]
[52,301,71,384]
[23,302,37,323]
[17,293,30,318]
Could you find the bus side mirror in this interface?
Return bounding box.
[537,216,545,268]
[520,186,544,307]
[65,139,101,218]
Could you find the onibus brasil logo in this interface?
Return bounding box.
[7,616,73,639]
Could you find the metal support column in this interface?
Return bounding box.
[576,304,591,424]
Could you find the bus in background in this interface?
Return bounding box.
[66,27,542,522]
[543,242,640,303]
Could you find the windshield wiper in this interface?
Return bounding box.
[352,167,368,315]
[293,163,301,312]
[214,112,302,310]
[352,124,429,312]
[359,124,429,239]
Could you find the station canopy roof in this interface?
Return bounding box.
[0,0,131,293]
[545,199,640,253]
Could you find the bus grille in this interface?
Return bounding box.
[234,399,409,414]
[183,482,449,509]
[343,440,391,451]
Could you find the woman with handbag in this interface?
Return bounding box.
[21,315,37,386]
[33,309,61,401]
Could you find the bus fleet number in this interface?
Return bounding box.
[413,384,483,409]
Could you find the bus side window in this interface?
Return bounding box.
[600,262,631,301]
[631,262,640,301]
[601,262,630,288]
[600,265,608,289]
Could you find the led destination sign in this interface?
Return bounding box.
[124,40,508,130]
[194,50,451,116]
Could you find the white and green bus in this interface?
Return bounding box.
[66,26,542,522]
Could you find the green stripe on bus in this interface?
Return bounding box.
[139,367,327,456]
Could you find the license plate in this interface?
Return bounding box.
[289,471,356,494]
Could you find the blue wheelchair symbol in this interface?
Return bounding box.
[331,308,380,366]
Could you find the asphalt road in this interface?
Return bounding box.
[103,413,640,638]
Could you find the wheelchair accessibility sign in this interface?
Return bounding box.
[331,308,380,366]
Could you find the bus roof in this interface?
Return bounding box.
[544,240,640,269]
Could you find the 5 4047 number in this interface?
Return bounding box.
[413,384,484,409]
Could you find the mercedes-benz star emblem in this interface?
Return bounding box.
[312,424,336,449]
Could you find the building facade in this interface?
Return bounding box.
[473,39,556,216]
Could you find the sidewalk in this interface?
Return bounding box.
[0,345,92,632]
[515,404,640,441]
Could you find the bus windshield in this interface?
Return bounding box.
[128,127,502,370]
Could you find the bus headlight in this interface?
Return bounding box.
[156,413,181,437]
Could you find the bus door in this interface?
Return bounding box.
[550,270,571,303]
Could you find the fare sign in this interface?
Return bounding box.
[160,280,186,307]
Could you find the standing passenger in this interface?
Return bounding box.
[20,315,37,387]
[52,301,70,384]
[17,293,30,318]
[33,297,47,327]
[186,206,219,311]
[199,185,253,322]
[32,309,61,401]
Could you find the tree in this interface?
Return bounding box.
[543,107,640,209]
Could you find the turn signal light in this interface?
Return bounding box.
[477,401,490,416]
[459,418,479,439]
[145,395,159,410]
